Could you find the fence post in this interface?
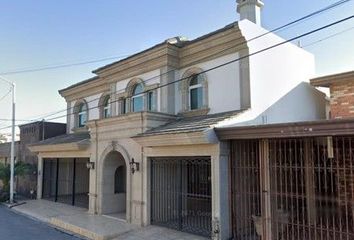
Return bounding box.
[304,139,316,225]
[260,139,272,240]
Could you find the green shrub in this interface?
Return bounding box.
[0,162,33,202]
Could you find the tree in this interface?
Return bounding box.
[0,161,33,201]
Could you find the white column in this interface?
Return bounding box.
[88,154,97,214]
[212,142,231,240]
[37,156,43,199]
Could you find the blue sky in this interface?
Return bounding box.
[0,0,353,133]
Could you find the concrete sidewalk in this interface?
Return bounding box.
[11,200,207,240]
[11,200,136,240]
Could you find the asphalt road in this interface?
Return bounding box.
[0,205,83,240]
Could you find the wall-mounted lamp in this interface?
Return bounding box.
[129,158,140,174]
[86,161,95,170]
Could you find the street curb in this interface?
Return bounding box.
[4,204,88,240]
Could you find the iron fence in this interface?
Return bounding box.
[231,136,354,240]
[42,158,89,208]
[150,157,212,237]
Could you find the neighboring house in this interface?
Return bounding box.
[215,70,354,239]
[0,142,20,191]
[0,141,20,165]
[29,1,327,239]
[0,121,66,197]
[16,121,66,198]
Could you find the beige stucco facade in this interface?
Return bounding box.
[28,13,325,238]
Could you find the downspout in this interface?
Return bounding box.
[94,119,98,214]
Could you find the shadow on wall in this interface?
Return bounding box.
[238,82,327,126]
[101,151,127,215]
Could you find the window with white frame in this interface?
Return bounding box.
[147,91,157,111]
[180,68,208,113]
[131,83,144,112]
[78,103,87,127]
[103,95,111,118]
[189,74,203,110]
[119,98,127,114]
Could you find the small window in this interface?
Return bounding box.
[78,103,87,127]
[189,74,203,110]
[119,98,126,114]
[132,83,144,112]
[147,91,156,111]
[103,96,111,118]
[114,166,126,194]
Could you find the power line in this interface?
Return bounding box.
[0,89,11,102]
[1,14,351,131]
[0,54,132,76]
[0,0,349,78]
[8,0,351,125]
[303,26,354,47]
[0,118,35,122]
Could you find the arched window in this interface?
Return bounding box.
[181,68,208,113]
[114,165,126,194]
[131,83,144,112]
[189,74,203,110]
[78,103,87,127]
[103,95,111,118]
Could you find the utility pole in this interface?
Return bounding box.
[0,76,16,204]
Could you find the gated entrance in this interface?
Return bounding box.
[42,158,90,208]
[150,157,212,237]
[230,137,354,240]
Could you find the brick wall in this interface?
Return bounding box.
[330,81,354,119]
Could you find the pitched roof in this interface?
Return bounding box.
[137,110,244,137]
[29,132,90,146]
[310,70,354,87]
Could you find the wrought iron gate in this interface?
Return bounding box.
[151,157,212,237]
[231,137,354,240]
[230,140,262,240]
[42,158,90,208]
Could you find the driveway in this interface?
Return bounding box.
[0,205,83,240]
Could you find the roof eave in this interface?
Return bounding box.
[215,118,354,140]
[310,70,354,87]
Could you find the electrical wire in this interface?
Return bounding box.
[0,14,352,131]
[0,89,11,103]
[303,26,354,47]
[6,0,350,125]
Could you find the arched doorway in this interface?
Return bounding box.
[101,151,127,218]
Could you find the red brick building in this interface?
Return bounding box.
[311,70,354,119]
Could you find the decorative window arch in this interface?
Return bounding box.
[99,94,111,119]
[180,67,208,112]
[131,83,144,112]
[74,100,88,128]
[126,78,145,113]
[114,165,126,194]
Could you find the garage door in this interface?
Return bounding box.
[151,157,212,237]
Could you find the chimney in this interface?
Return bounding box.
[237,0,264,26]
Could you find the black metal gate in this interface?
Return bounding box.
[42,158,90,208]
[151,157,212,237]
[230,137,354,240]
[230,140,262,240]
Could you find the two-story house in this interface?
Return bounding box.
[29,1,326,239]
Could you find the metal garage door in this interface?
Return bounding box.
[151,157,212,237]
